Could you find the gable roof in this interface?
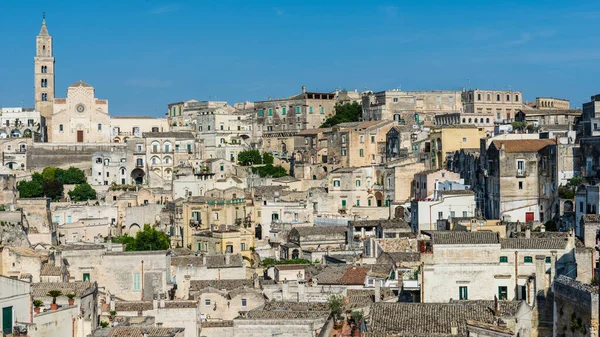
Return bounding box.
[190,279,253,292]
[369,301,523,336]
[69,80,92,88]
[171,254,244,269]
[500,238,568,250]
[425,231,500,245]
[491,139,555,153]
[292,226,347,237]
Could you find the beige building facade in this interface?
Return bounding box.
[110,116,169,143]
[462,89,523,123]
[34,17,55,130]
[51,81,111,143]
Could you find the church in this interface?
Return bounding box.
[34,16,111,143]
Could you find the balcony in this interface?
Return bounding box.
[516,170,528,178]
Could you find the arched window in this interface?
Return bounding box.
[506,94,510,101]
[496,94,500,101]
[486,118,490,123]
[220,138,225,144]
[164,141,171,152]
[120,168,126,175]
[468,118,472,123]
[462,118,466,123]
[164,156,172,164]
[151,141,160,153]
[41,66,47,73]
[480,118,483,123]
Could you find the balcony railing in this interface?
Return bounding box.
[516,170,528,178]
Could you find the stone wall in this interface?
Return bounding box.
[233,318,328,337]
[27,143,126,171]
[554,276,599,337]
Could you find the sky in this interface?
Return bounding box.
[0,1,599,117]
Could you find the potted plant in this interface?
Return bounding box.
[47,290,63,310]
[33,299,43,313]
[109,310,117,321]
[66,293,76,306]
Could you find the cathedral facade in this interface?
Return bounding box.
[34,16,111,143]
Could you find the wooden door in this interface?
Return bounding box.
[2,306,12,334]
[77,130,84,143]
[525,212,534,222]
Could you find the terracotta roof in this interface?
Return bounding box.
[426,231,500,245]
[31,281,94,297]
[339,266,369,285]
[190,279,253,292]
[347,288,396,309]
[262,301,329,312]
[292,226,347,237]
[96,99,108,105]
[114,301,153,312]
[164,301,198,309]
[40,264,62,276]
[107,327,184,337]
[240,310,329,320]
[500,238,568,250]
[54,98,66,104]
[201,320,234,327]
[350,219,410,229]
[69,81,93,88]
[492,139,555,153]
[171,254,244,268]
[369,301,523,336]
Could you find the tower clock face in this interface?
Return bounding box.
[76,104,85,113]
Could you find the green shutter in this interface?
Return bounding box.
[524,256,533,263]
[309,106,313,114]
[282,107,287,115]
[133,273,141,291]
[545,257,551,263]
[296,107,301,114]
[341,200,347,207]
[320,107,325,114]
[258,109,263,117]
[83,273,90,281]
[356,200,360,206]
[499,256,508,263]
[268,108,273,116]
[2,306,12,334]
[356,180,361,187]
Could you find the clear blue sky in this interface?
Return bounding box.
[1,1,599,116]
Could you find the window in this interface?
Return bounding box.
[393,98,399,103]
[320,107,325,114]
[241,243,246,251]
[487,93,491,101]
[545,256,551,263]
[497,113,501,120]
[341,148,347,156]
[59,124,63,132]
[54,215,60,222]
[220,125,224,131]
[515,94,519,102]
[333,180,340,187]
[67,216,72,223]
[258,109,263,117]
[580,202,584,212]
[309,106,313,114]
[83,273,90,281]
[438,211,443,219]
[371,136,375,143]
[462,211,467,217]
[356,200,360,206]
[41,65,47,73]
[214,212,219,220]
[360,135,364,143]
[341,199,347,208]
[207,125,211,131]
[518,181,523,190]
[98,124,102,131]
[500,256,508,263]
[282,107,286,115]
[241,298,247,307]
[368,199,372,206]
[450,211,455,218]
[360,149,364,157]
[267,108,272,116]
[136,158,143,166]
[220,165,224,171]
[205,299,211,307]
[296,106,301,114]
[41,79,47,87]
[41,93,47,101]
[459,286,468,300]
[496,94,501,101]
[462,137,466,142]
[486,118,489,123]
[356,180,361,187]
[132,273,141,291]
[164,143,170,152]
[524,256,533,263]
[498,286,508,300]
[506,94,510,101]
[477,93,481,101]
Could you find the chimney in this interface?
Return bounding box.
[374,279,381,302]
[225,253,230,265]
[450,321,458,335]
[535,255,546,297]
[253,272,260,290]
[550,251,557,281]
[202,254,207,266]
[110,295,115,311]
[178,275,191,300]
[516,222,521,234]
[153,295,158,310]
[159,298,165,308]
[297,282,306,302]
[493,295,498,315]
[567,228,575,248]
[525,228,531,239]
[302,86,306,94]
[540,225,546,233]
[282,281,289,301]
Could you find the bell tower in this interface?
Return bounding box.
[34,13,55,130]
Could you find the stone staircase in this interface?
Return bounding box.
[535,291,554,337]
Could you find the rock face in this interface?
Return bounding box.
[0,222,30,247]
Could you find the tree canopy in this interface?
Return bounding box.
[251,164,287,178]
[262,152,274,165]
[112,225,170,251]
[68,183,97,202]
[320,102,362,128]
[238,150,262,166]
[17,166,87,201]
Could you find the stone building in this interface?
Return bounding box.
[292,127,331,180]
[255,86,338,158]
[196,107,255,161]
[533,97,571,110]
[581,93,600,137]
[0,246,43,282]
[170,253,246,292]
[195,286,264,321]
[412,169,461,199]
[361,89,463,122]
[112,299,198,337]
[384,125,413,162]
[0,276,31,336]
[51,81,111,143]
[280,226,347,260]
[193,229,254,261]
[462,89,523,123]
[484,139,556,222]
[0,138,33,172]
[427,125,486,170]
[144,132,197,184]
[0,107,45,141]
[328,166,394,218]
[110,116,169,143]
[410,190,477,232]
[553,275,598,337]
[325,120,395,168]
[34,16,55,132]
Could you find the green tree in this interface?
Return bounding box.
[41,166,58,182]
[251,164,287,178]
[57,167,87,184]
[31,172,43,185]
[262,152,274,165]
[328,294,344,324]
[320,102,362,128]
[42,179,63,201]
[111,234,136,251]
[68,183,97,201]
[17,180,43,198]
[238,150,262,166]
[133,224,170,251]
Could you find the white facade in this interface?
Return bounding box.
[411,193,477,232]
[0,276,31,335]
